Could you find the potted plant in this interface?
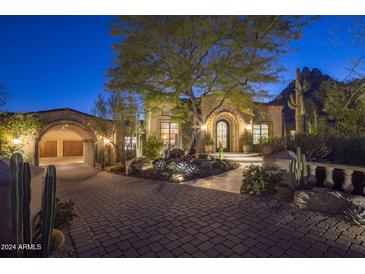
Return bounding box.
[240,130,253,153]
[204,133,214,153]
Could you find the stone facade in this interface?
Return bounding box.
[147,97,284,153]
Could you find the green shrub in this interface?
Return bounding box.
[143,133,164,160]
[54,198,77,231]
[241,165,284,195]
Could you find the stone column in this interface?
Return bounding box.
[342,169,354,193]
[324,167,334,188]
[308,164,317,185]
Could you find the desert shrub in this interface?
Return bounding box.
[286,134,365,165]
[286,134,331,161]
[143,133,164,160]
[54,198,77,231]
[325,136,365,165]
[241,165,284,195]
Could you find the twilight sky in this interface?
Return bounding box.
[1,15,365,114]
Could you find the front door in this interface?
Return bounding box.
[216,120,230,151]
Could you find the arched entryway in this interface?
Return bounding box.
[35,120,97,167]
[205,111,241,152]
[216,119,230,152]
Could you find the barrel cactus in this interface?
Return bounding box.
[50,229,65,250]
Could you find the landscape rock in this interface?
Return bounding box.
[167,148,185,159]
[126,157,147,175]
[293,187,351,215]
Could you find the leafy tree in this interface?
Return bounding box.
[0,113,43,159]
[92,92,138,163]
[108,16,312,153]
[316,79,365,137]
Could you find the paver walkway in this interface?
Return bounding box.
[56,170,365,258]
[183,163,261,193]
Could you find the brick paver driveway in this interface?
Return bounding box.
[57,171,365,258]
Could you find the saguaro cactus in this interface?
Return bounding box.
[292,147,308,190]
[22,162,32,257]
[41,165,57,258]
[9,153,58,258]
[288,68,311,134]
[9,153,24,257]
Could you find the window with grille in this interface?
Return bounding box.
[253,123,269,144]
[160,122,179,147]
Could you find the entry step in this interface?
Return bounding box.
[209,152,263,163]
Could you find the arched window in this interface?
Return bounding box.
[216,120,229,151]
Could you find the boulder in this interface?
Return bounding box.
[263,149,296,172]
[167,148,185,159]
[126,157,147,175]
[293,187,351,215]
[212,159,228,171]
[274,183,294,203]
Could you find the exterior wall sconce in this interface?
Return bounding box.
[103,137,111,145]
[244,124,252,131]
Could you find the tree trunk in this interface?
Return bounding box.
[189,128,199,155]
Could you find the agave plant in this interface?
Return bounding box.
[345,204,365,225]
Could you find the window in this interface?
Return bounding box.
[253,123,269,144]
[216,120,229,149]
[160,122,179,147]
[125,136,136,150]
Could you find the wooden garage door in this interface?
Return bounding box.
[40,141,57,158]
[63,141,83,157]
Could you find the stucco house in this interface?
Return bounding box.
[145,96,284,153]
[3,96,284,168]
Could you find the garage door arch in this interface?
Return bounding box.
[35,119,97,166]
